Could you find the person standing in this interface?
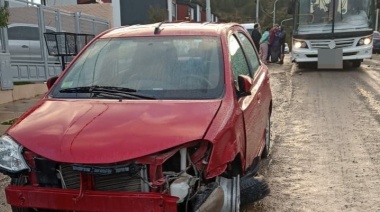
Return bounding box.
[269,24,280,63]
[259,27,270,65]
[278,26,286,64]
[251,23,262,52]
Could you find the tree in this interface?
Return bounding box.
[0,4,9,28]
[148,6,168,23]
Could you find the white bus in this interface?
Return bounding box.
[288,0,379,68]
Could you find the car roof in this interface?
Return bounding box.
[8,23,57,31]
[101,22,240,38]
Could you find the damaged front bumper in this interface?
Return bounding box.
[6,185,179,212]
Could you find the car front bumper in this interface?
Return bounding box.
[291,45,373,62]
[6,185,178,212]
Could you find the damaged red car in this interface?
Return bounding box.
[0,22,272,212]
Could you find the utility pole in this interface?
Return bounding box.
[206,0,211,22]
[256,0,259,23]
[168,0,173,22]
[376,9,379,31]
[273,0,279,26]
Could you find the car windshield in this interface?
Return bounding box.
[295,0,374,34]
[51,36,224,100]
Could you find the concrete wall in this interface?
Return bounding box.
[0,83,47,105]
[53,3,114,26]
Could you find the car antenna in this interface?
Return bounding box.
[154,21,165,34]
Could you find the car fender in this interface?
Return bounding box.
[203,96,246,179]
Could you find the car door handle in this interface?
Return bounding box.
[21,45,29,48]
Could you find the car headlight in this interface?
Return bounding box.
[358,37,372,46]
[293,40,308,49]
[0,135,29,173]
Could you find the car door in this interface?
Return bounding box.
[8,26,31,61]
[28,26,43,61]
[228,31,262,168]
[237,30,272,161]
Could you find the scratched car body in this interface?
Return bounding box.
[0,22,272,212]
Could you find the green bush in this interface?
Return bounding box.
[0,6,9,28]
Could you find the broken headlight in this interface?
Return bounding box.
[0,135,29,173]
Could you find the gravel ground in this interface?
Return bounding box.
[245,54,380,212]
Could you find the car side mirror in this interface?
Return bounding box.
[288,0,295,14]
[46,76,58,89]
[237,75,253,97]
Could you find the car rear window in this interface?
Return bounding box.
[51,36,225,100]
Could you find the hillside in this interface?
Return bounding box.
[206,0,293,45]
[210,0,292,28]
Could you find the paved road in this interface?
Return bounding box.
[245,54,380,211]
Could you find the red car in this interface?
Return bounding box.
[0,22,272,212]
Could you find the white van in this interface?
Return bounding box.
[241,23,255,35]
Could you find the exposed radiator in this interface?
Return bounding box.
[59,164,149,192]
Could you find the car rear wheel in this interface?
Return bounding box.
[261,114,271,158]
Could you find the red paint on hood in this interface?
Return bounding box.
[8,99,221,164]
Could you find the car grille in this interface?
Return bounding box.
[59,164,148,192]
[310,38,355,49]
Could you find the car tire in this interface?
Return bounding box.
[240,175,270,205]
[261,114,271,158]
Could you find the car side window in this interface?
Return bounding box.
[238,32,260,76]
[229,35,250,90]
[8,26,40,41]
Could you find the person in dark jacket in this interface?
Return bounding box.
[251,24,262,52]
[278,25,286,64]
[269,24,280,63]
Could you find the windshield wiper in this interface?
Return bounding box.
[59,86,156,100]
[59,85,136,93]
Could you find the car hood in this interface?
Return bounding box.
[8,99,221,164]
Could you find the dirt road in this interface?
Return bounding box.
[1,55,380,212]
[245,54,380,212]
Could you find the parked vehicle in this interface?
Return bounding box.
[373,31,380,53]
[5,23,57,62]
[0,22,272,212]
[241,22,256,35]
[288,0,379,68]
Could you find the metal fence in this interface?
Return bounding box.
[0,0,110,90]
